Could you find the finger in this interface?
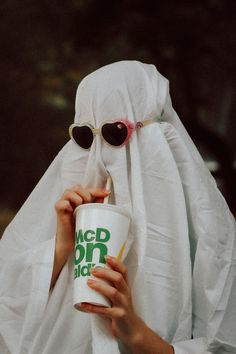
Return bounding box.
[70,185,94,204]
[79,302,113,317]
[87,279,124,305]
[88,188,111,199]
[62,190,84,207]
[55,200,74,214]
[70,185,110,203]
[80,302,126,321]
[105,256,128,283]
[91,267,128,294]
[95,197,105,203]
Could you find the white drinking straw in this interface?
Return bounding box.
[103,175,112,204]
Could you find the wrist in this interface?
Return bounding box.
[55,237,73,260]
[125,318,174,354]
[50,235,73,290]
[56,225,74,253]
[123,316,146,352]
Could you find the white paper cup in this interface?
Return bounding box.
[73,203,131,311]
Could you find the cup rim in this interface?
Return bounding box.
[74,203,130,219]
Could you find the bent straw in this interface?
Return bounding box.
[103,175,112,204]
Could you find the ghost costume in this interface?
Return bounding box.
[0,61,235,354]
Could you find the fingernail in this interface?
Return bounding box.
[80,302,90,310]
[87,279,95,284]
[90,267,97,274]
[105,255,113,261]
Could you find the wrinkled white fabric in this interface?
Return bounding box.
[0,61,235,354]
[173,337,207,354]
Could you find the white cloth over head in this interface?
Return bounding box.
[0,61,235,354]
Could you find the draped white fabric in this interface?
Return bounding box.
[0,61,235,354]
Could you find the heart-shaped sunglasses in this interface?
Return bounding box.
[69,115,162,149]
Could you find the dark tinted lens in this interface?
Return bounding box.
[72,126,93,149]
[101,122,128,146]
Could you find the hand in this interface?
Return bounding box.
[81,256,141,342]
[50,185,110,289]
[80,256,174,354]
[54,185,110,255]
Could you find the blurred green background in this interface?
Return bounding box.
[1,0,236,235]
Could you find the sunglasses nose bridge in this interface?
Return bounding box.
[93,128,101,137]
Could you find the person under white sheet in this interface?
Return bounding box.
[0,61,235,354]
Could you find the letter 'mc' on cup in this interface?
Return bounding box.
[73,203,131,310]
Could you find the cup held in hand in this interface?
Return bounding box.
[73,203,131,311]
